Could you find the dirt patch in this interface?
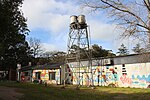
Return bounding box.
[0,86,23,100]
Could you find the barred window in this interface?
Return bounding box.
[49,72,55,80]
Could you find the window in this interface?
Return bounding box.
[49,72,56,80]
[35,72,41,80]
[122,64,125,67]
[24,72,28,76]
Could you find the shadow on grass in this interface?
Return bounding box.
[0,81,150,100]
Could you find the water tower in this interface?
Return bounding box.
[65,15,93,87]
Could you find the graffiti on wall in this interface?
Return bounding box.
[92,66,119,86]
[70,64,150,88]
[32,69,60,84]
[71,66,92,85]
[120,75,131,84]
[132,75,150,87]
[71,66,119,86]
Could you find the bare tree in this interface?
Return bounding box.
[28,37,43,58]
[81,0,150,49]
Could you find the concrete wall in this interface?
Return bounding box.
[116,63,150,88]
[69,62,150,88]
[32,69,61,84]
[60,65,72,85]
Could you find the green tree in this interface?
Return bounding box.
[39,51,66,64]
[50,51,66,63]
[117,44,129,56]
[132,44,145,54]
[0,0,29,70]
[67,44,115,60]
[91,44,115,58]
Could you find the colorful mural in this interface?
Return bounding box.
[131,75,150,88]
[69,63,150,88]
[71,66,119,87]
[120,75,131,85]
[20,62,150,88]
[32,69,61,84]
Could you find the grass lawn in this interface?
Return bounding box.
[0,81,150,100]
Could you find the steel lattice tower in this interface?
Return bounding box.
[65,15,93,87]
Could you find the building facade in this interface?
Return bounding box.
[67,54,150,88]
[19,63,65,85]
[19,54,150,88]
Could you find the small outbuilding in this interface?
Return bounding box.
[19,63,66,85]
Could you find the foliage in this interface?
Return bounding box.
[68,44,115,60]
[50,51,66,63]
[69,45,90,59]
[0,0,29,69]
[91,44,115,58]
[37,51,66,64]
[132,44,145,54]
[117,44,129,55]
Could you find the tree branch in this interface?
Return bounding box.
[100,0,147,29]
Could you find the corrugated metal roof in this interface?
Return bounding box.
[20,63,64,71]
[20,53,150,71]
[113,54,150,65]
[68,53,150,66]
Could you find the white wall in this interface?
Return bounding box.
[69,62,150,88]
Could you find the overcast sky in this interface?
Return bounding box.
[21,0,135,53]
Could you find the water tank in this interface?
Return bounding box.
[70,15,78,24]
[78,15,86,24]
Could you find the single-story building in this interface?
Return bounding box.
[67,54,150,88]
[19,63,68,85]
[19,53,150,88]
